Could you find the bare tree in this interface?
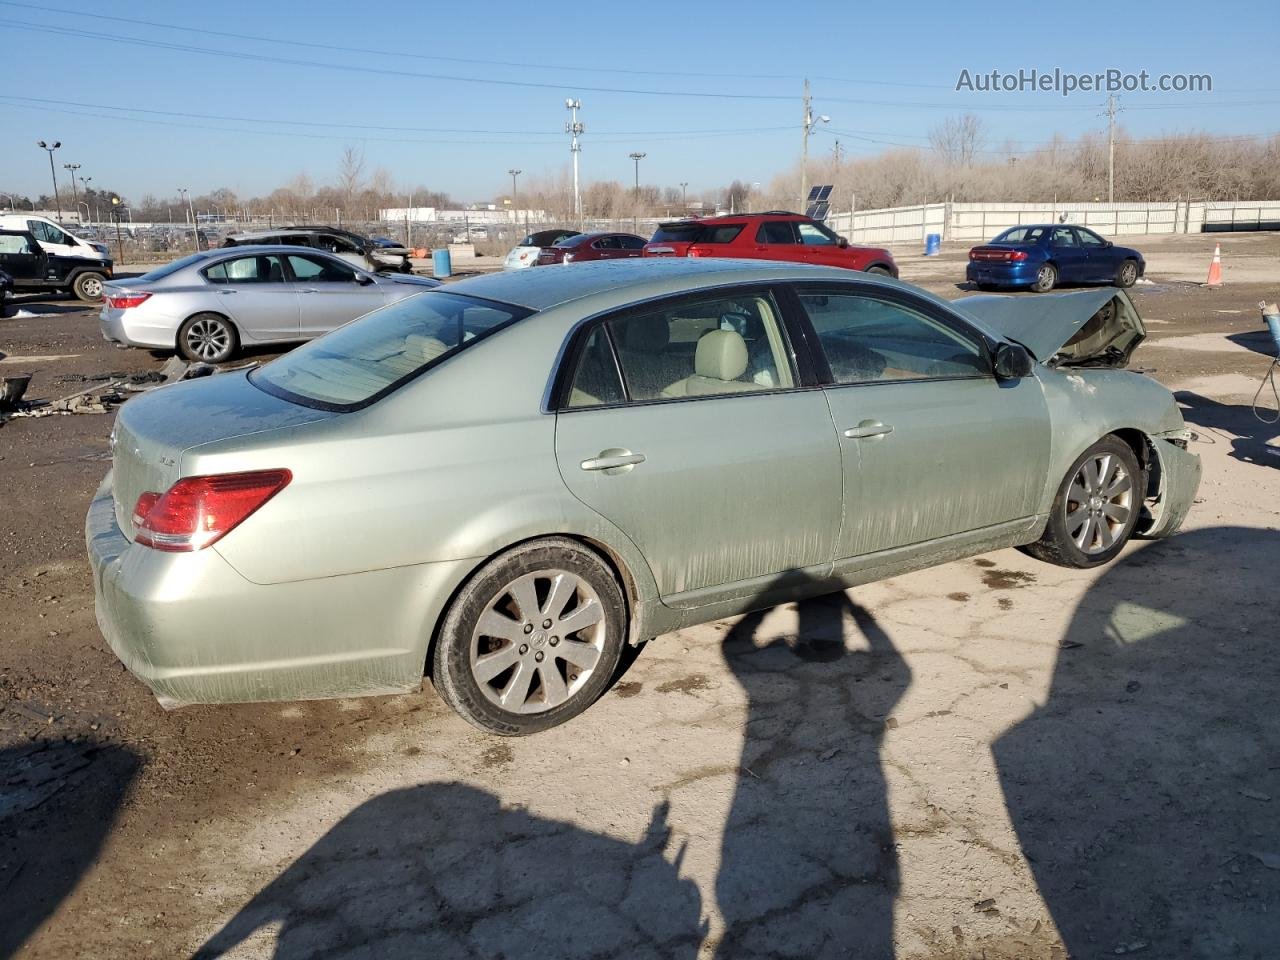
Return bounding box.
[929,114,986,167]
[337,146,366,211]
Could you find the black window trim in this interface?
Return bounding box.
[547,282,822,414]
[784,279,998,388]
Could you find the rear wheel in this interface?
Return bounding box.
[177,313,237,363]
[1031,263,1058,293]
[1115,259,1139,288]
[1023,436,1142,568]
[72,272,106,303]
[432,538,626,735]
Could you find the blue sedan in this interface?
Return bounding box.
[967,224,1145,293]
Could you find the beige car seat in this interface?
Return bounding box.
[661,330,759,398]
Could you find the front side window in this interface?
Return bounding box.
[251,292,529,409]
[319,234,360,254]
[756,222,796,244]
[29,221,71,245]
[797,222,838,246]
[799,292,986,384]
[1051,227,1078,247]
[287,254,357,282]
[619,236,646,250]
[592,237,620,251]
[1076,228,1106,247]
[580,292,794,404]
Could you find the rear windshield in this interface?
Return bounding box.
[993,226,1047,244]
[250,291,531,410]
[136,254,209,281]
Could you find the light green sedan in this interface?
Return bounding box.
[86,259,1200,734]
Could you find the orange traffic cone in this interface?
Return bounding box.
[1205,243,1223,287]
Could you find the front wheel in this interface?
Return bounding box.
[1022,436,1143,568]
[431,538,626,735]
[1115,259,1139,288]
[177,313,237,363]
[72,272,106,303]
[865,265,894,277]
[1031,263,1058,293]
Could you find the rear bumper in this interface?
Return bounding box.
[966,261,1039,286]
[86,472,474,707]
[98,305,177,350]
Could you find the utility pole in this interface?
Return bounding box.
[680,182,688,213]
[36,140,62,220]
[63,162,82,218]
[1105,93,1119,203]
[565,99,584,224]
[800,80,829,211]
[178,188,198,251]
[629,152,645,232]
[508,168,521,226]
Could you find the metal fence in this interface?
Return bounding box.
[825,199,1280,245]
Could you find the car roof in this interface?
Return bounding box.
[660,211,807,228]
[442,257,905,312]
[228,229,313,239]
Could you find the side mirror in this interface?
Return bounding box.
[837,236,849,248]
[993,342,1034,380]
[355,273,375,285]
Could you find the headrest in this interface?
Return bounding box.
[404,333,449,366]
[622,314,670,353]
[694,330,748,382]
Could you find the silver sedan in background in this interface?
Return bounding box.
[99,245,441,363]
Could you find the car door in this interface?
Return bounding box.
[1073,227,1111,281]
[791,284,1050,561]
[27,219,75,258]
[285,253,385,338]
[618,235,646,259]
[750,221,799,262]
[201,253,300,341]
[0,232,45,283]
[795,221,843,268]
[587,236,620,261]
[553,287,843,605]
[1048,227,1088,283]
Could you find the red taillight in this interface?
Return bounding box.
[970,248,1028,263]
[106,292,152,309]
[687,245,712,258]
[1009,250,1029,261]
[132,469,292,552]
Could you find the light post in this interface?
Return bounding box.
[680,182,688,213]
[178,187,198,251]
[110,196,125,263]
[508,168,521,226]
[36,140,62,220]
[628,152,646,232]
[63,162,82,219]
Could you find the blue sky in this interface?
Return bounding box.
[0,0,1276,204]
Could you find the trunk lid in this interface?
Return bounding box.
[956,289,1146,368]
[110,371,331,539]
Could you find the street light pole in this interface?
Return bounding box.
[508,168,521,226]
[629,152,646,232]
[36,140,62,220]
[178,187,198,251]
[680,182,688,213]
[63,162,81,219]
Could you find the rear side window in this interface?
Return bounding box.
[993,226,1046,244]
[0,234,36,254]
[700,225,744,244]
[565,328,626,408]
[251,291,530,410]
[205,255,286,284]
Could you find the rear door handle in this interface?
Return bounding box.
[299,288,319,294]
[580,450,646,472]
[843,421,894,439]
[217,289,236,295]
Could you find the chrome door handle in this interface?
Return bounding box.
[843,421,894,439]
[217,289,236,294]
[580,451,646,472]
[299,288,319,294]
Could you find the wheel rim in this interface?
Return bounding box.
[469,569,607,715]
[1121,263,1136,284]
[1065,452,1134,555]
[81,276,103,298]
[186,318,230,361]
[1037,266,1054,288]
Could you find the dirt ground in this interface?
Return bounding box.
[2,233,1278,960]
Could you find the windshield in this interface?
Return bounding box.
[250,291,532,410]
[137,253,210,281]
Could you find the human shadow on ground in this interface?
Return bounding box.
[714,583,910,960]
[994,527,1280,959]
[0,740,141,957]
[1225,329,1279,359]
[1176,391,1280,469]
[193,785,705,959]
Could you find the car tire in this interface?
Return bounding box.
[1031,263,1058,293]
[1115,259,1139,288]
[177,313,238,364]
[1022,436,1143,569]
[432,537,627,736]
[865,265,894,277]
[72,272,107,303]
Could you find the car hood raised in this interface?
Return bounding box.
[955,288,1146,368]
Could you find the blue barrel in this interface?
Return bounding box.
[431,248,452,279]
[924,233,941,256]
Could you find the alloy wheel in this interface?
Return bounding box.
[1120,262,1137,285]
[185,318,231,361]
[469,569,607,714]
[80,276,103,298]
[1065,452,1133,555]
